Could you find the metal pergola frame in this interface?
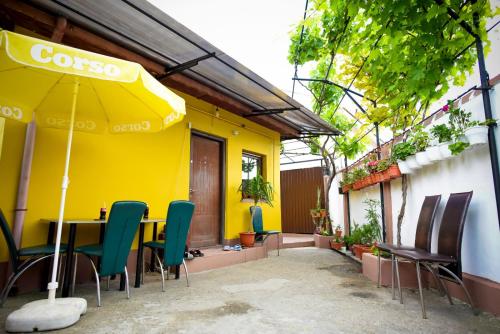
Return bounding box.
[284,0,500,235]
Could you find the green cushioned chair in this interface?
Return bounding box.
[250,206,280,256]
[143,200,195,291]
[73,201,146,307]
[0,209,67,306]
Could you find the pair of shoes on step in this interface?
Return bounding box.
[223,244,242,251]
[189,249,204,257]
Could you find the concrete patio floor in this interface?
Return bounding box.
[1,247,499,333]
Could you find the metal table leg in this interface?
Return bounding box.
[62,223,77,297]
[134,223,145,288]
[149,222,158,271]
[175,265,180,279]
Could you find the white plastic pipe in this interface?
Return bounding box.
[48,79,79,301]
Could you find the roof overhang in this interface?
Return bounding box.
[0,0,338,139]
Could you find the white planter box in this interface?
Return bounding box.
[465,126,488,145]
[425,145,442,162]
[439,141,453,159]
[416,151,431,166]
[397,159,413,174]
[406,155,420,169]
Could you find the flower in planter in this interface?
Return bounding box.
[367,160,379,173]
[442,104,449,112]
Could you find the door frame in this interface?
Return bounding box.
[189,130,226,245]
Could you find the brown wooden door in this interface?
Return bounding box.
[189,134,222,248]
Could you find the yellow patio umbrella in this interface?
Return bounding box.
[0,30,185,332]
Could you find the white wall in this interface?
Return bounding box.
[333,88,500,284]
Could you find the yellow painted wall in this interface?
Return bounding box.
[0,90,281,262]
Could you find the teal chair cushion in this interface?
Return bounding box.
[143,241,164,249]
[18,243,68,257]
[75,244,103,257]
[260,230,279,235]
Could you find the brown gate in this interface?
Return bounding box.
[280,167,325,234]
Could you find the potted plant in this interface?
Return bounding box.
[391,141,416,174]
[355,199,383,259]
[465,119,496,145]
[310,187,326,233]
[447,101,471,156]
[330,235,344,251]
[335,224,342,238]
[340,171,353,193]
[412,125,431,166]
[352,167,368,190]
[385,162,401,179]
[238,173,274,247]
[430,123,452,160]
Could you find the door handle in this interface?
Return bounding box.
[189,188,195,194]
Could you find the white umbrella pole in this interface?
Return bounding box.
[47,79,79,301]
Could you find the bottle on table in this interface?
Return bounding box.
[99,204,106,220]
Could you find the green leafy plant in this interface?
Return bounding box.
[375,159,390,172]
[321,229,332,236]
[238,173,274,231]
[468,118,498,127]
[410,126,430,152]
[448,141,470,156]
[363,199,382,244]
[352,167,368,182]
[339,172,353,187]
[241,160,256,173]
[430,124,453,143]
[391,141,416,161]
[372,246,390,258]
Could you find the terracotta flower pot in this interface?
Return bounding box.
[341,184,351,193]
[387,164,401,179]
[330,240,343,251]
[373,172,384,184]
[239,232,256,247]
[352,180,363,190]
[379,170,390,183]
[357,245,372,260]
[361,177,370,188]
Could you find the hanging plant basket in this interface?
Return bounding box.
[439,142,453,160]
[341,184,352,193]
[415,151,431,166]
[465,125,488,145]
[352,180,363,190]
[425,145,442,162]
[406,155,421,169]
[386,164,401,179]
[397,160,413,174]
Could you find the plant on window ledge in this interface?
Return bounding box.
[238,172,274,247]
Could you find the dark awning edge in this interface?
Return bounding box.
[29,0,339,138]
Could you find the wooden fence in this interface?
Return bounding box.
[280,167,325,234]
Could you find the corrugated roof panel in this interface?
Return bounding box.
[31,0,337,136]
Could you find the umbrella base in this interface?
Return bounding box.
[5,298,87,332]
